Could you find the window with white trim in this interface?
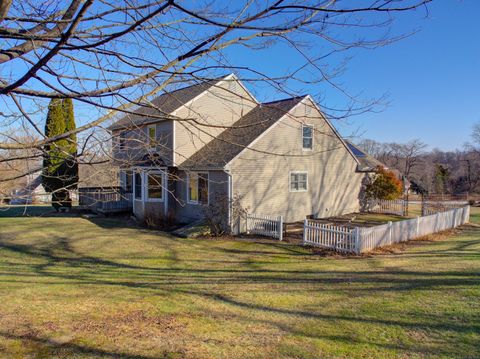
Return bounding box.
[147,171,163,201]
[187,172,209,204]
[124,170,133,192]
[290,172,308,192]
[134,171,142,199]
[302,124,313,150]
[147,125,156,148]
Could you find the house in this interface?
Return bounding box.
[344,140,385,172]
[108,74,376,231]
[8,172,50,205]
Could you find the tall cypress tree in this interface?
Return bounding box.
[42,98,78,209]
[62,98,79,189]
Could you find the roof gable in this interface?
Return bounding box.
[108,76,228,131]
[180,96,305,169]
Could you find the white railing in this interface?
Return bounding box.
[303,221,358,253]
[246,214,283,240]
[422,201,468,216]
[369,199,407,216]
[304,206,470,254]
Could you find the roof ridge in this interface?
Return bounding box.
[261,95,307,105]
[154,74,228,96]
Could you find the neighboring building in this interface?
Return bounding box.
[9,172,50,205]
[108,74,377,230]
[7,164,118,206]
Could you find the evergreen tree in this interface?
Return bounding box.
[62,98,79,189]
[42,98,78,210]
[434,164,450,195]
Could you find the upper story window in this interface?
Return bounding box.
[290,172,308,192]
[147,125,156,148]
[302,124,313,150]
[187,172,209,205]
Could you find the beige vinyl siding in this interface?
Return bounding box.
[229,97,366,223]
[112,121,174,166]
[174,79,257,166]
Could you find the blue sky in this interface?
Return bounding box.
[335,0,480,151]
[223,0,480,151]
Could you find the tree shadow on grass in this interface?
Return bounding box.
[1,233,479,291]
[204,307,471,358]
[0,331,164,359]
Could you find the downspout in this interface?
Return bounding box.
[223,169,233,234]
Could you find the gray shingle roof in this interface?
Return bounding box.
[180,96,306,169]
[108,78,221,131]
[344,140,384,172]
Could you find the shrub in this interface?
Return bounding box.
[365,166,403,200]
[203,194,247,236]
[144,208,175,230]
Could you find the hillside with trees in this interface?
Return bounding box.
[357,123,480,196]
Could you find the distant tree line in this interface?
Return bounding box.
[357,124,480,196]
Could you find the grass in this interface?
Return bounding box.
[0,207,479,358]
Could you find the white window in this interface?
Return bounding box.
[290,172,308,192]
[134,171,142,199]
[147,125,156,148]
[187,172,209,205]
[147,171,164,201]
[302,124,313,150]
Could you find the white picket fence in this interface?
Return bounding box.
[245,214,284,240]
[422,201,468,216]
[304,206,470,254]
[303,221,358,253]
[369,199,407,216]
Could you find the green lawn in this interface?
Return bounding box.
[0,208,479,358]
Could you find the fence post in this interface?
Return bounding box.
[302,218,308,246]
[416,216,419,238]
[245,214,249,234]
[278,216,284,241]
[388,221,392,245]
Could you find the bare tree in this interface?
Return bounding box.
[388,139,427,179]
[0,0,432,212]
[1,1,430,145]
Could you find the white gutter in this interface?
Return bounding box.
[223,169,233,234]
